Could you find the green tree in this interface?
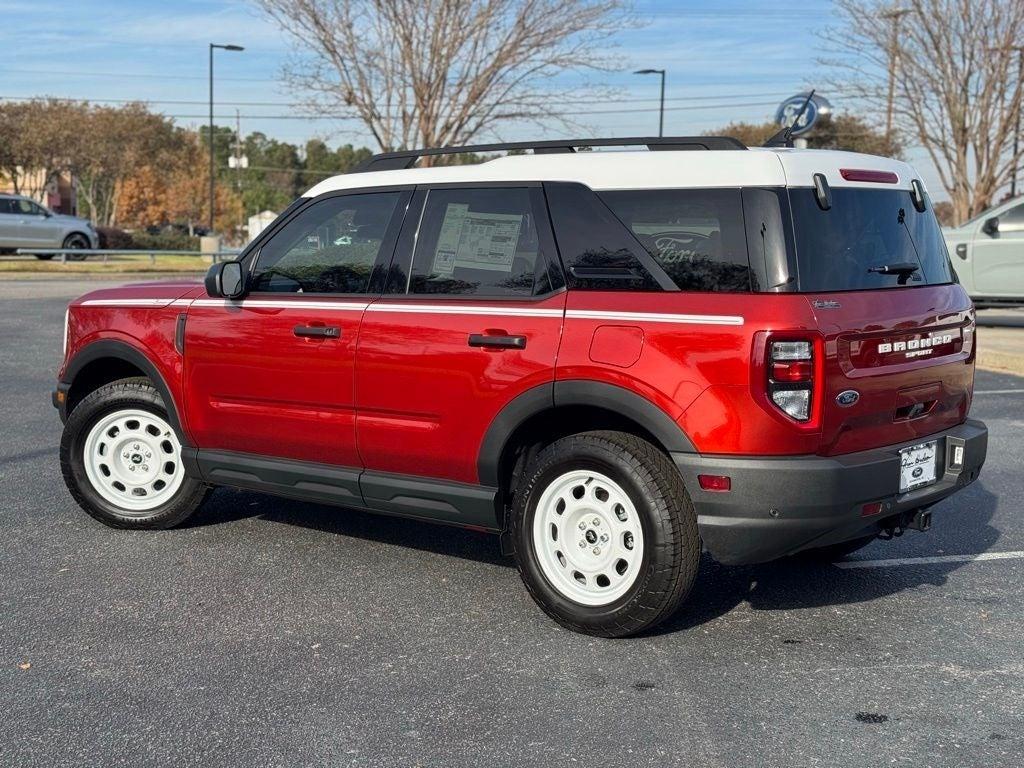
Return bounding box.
[75,103,184,226]
[706,113,902,157]
[0,99,89,199]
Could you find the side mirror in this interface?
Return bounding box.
[205,261,246,299]
[982,216,1000,237]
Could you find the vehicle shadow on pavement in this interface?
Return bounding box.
[655,483,1001,635]
[186,482,1000,632]
[185,488,513,568]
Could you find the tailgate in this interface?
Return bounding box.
[807,286,975,455]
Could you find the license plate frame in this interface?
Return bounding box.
[899,440,939,493]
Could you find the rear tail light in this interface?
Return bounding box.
[768,340,814,421]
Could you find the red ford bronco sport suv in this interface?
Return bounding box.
[55,137,987,637]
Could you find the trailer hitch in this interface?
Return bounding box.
[880,509,932,539]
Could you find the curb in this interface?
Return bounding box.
[977,350,1024,376]
[0,272,204,281]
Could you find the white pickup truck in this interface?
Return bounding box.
[944,196,1024,308]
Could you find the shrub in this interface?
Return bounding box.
[96,227,134,250]
[129,231,201,252]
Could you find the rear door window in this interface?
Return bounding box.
[407,187,556,297]
[788,187,955,291]
[599,189,753,292]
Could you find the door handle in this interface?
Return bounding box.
[294,324,341,339]
[468,333,527,350]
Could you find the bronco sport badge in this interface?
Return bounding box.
[878,333,954,359]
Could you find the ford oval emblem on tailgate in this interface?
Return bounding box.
[836,390,860,407]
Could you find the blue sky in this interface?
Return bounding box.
[3,0,935,189]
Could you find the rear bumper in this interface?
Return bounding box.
[672,419,988,565]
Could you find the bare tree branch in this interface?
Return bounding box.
[255,0,629,157]
[822,0,1024,224]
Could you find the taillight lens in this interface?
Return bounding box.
[769,340,813,421]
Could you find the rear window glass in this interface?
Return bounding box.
[544,183,660,291]
[788,187,955,292]
[599,189,753,292]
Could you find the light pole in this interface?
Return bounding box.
[634,68,666,137]
[880,8,909,143]
[990,45,1024,198]
[209,43,244,234]
[1009,47,1024,198]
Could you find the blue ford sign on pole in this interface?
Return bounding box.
[775,93,832,136]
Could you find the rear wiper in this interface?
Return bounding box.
[867,262,920,284]
[868,262,919,275]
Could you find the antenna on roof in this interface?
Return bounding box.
[763,90,816,148]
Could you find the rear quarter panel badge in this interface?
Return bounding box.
[836,390,860,407]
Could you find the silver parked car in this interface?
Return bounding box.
[0,193,99,260]
[944,195,1024,308]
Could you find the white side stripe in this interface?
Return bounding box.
[82,298,743,327]
[81,298,175,307]
[566,309,743,326]
[835,551,1024,569]
[191,298,369,311]
[367,303,562,318]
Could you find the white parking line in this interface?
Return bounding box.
[974,389,1024,395]
[836,551,1024,569]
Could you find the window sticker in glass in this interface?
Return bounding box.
[431,203,524,276]
[409,187,543,296]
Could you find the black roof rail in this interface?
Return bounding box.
[352,136,746,173]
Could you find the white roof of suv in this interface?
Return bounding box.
[305,146,920,198]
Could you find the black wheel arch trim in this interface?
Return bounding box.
[477,379,696,487]
[60,339,185,438]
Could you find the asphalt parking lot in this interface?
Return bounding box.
[1,280,1022,767]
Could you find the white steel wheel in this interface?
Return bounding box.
[531,469,645,607]
[82,408,185,514]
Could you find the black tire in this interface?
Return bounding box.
[60,377,209,529]
[35,254,55,261]
[799,534,877,562]
[62,233,90,261]
[510,430,700,637]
